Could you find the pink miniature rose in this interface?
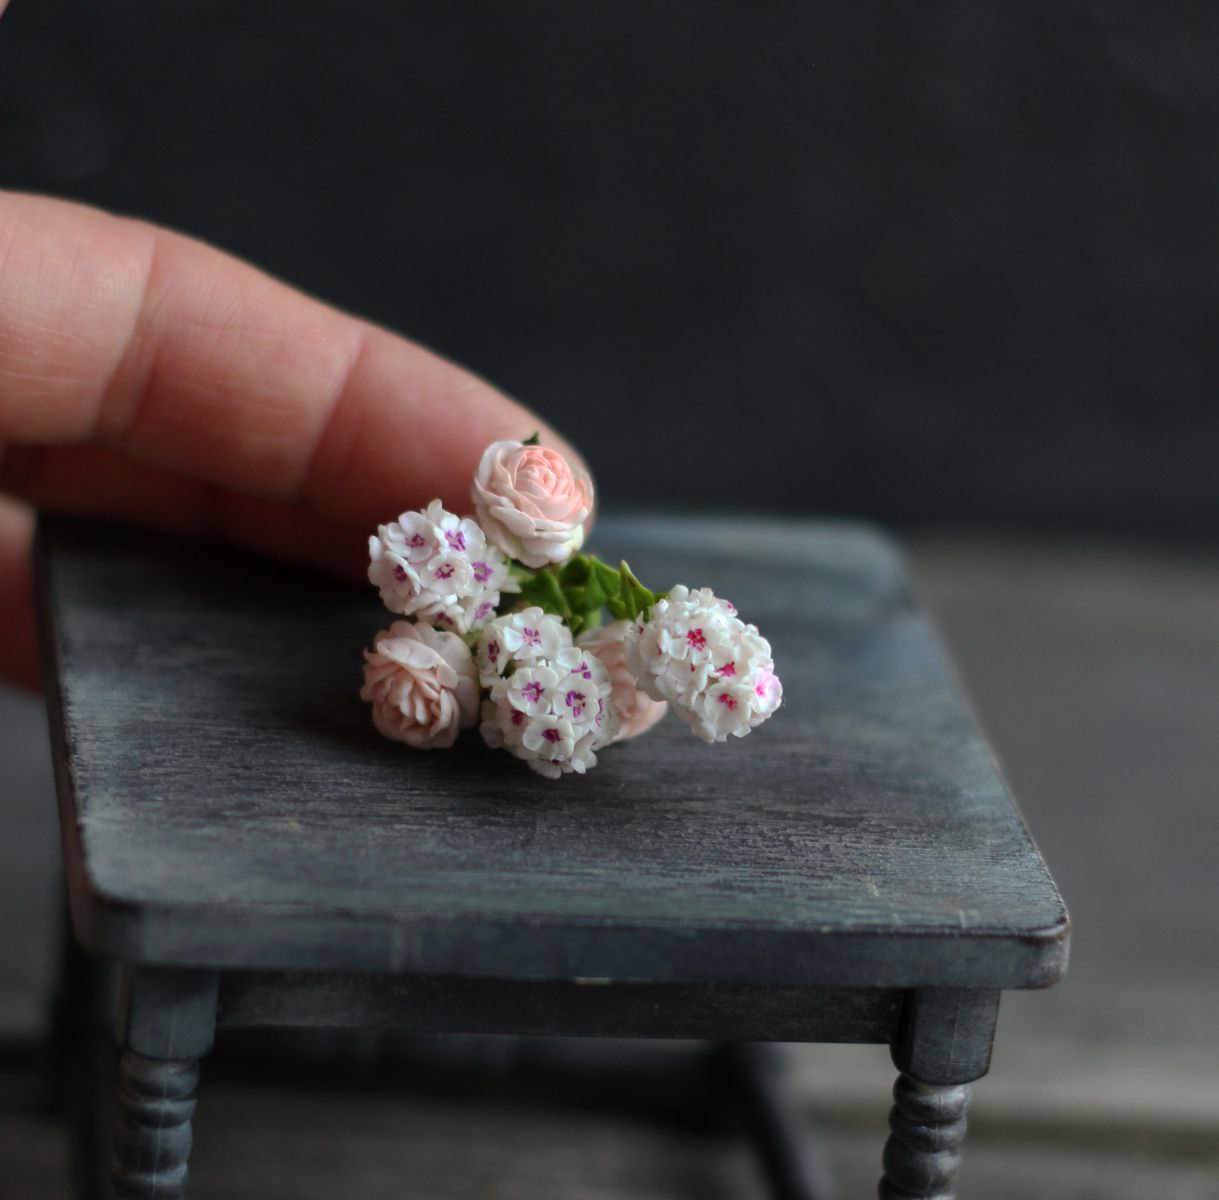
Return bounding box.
[577,620,668,742]
[472,439,594,568]
[360,621,479,749]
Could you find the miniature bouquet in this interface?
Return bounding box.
[360,437,782,778]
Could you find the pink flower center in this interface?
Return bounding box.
[756,669,778,700]
[445,529,467,552]
[488,640,500,663]
[565,689,586,717]
[475,601,493,621]
[510,709,524,725]
[392,565,407,583]
[542,727,562,743]
[717,662,736,677]
[522,681,545,703]
[434,563,455,581]
[687,628,707,651]
[717,693,738,711]
[523,626,541,648]
[408,533,427,548]
[472,560,492,582]
[573,660,592,679]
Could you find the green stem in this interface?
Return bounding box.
[503,552,665,631]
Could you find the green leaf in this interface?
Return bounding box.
[522,431,541,446]
[567,610,595,638]
[516,568,570,618]
[618,560,660,621]
[592,559,621,595]
[557,553,621,625]
[589,562,620,610]
[581,574,608,611]
[541,570,570,616]
[559,555,591,587]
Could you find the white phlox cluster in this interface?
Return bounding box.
[477,608,620,778]
[368,500,513,634]
[624,585,782,744]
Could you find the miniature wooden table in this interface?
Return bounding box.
[37,515,1068,1200]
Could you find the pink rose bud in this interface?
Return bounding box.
[360,621,480,749]
[471,439,594,569]
[577,620,668,742]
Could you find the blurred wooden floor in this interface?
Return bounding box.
[3,535,1218,1198]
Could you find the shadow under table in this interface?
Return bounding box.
[35,515,1068,1200]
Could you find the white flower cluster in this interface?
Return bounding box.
[477,608,619,778]
[625,585,782,744]
[368,499,513,634]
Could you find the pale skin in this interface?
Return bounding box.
[0,190,584,691]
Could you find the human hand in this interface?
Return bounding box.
[0,192,584,690]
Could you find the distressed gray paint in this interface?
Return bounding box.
[36,516,1068,991]
[216,973,902,1044]
[892,989,1001,1085]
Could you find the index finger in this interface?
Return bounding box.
[0,191,581,527]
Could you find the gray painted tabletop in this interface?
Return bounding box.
[36,516,1067,990]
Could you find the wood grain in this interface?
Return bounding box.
[36,516,1068,988]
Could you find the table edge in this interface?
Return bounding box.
[62,876,1070,990]
[35,516,1071,992]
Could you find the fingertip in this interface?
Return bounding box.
[303,326,592,527]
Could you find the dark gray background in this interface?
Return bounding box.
[2,1,1215,539]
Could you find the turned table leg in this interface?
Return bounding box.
[879,988,999,1200]
[112,1053,200,1199]
[110,968,219,1200]
[879,1075,970,1199]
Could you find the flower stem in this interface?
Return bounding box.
[505,552,664,632]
